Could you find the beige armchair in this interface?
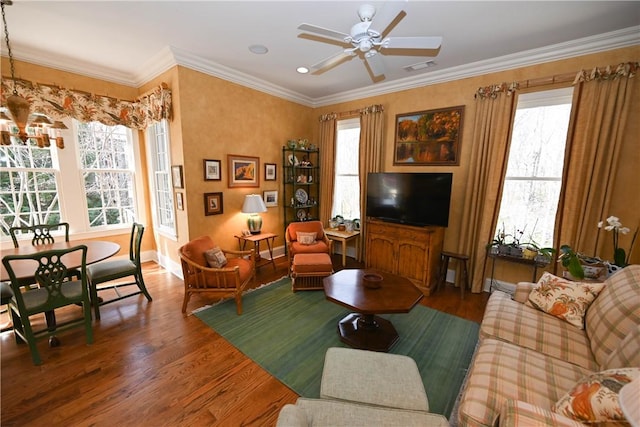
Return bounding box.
[179,235,255,314]
[285,221,332,270]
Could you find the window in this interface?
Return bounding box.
[331,118,361,220]
[494,87,574,248]
[1,118,144,241]
[146,120,176,236]
[0,140,62,231]
[78,122,136,228]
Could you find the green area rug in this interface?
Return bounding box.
[194,276,479,418]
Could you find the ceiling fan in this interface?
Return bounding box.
[298,2,442,81]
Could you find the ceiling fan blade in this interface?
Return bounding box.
[298,23,350,42]
[383,36,442,50]
[310,49,355,73]
[370,0,406,35]
[365,52,385,77]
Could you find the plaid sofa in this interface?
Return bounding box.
[457,265,640,427]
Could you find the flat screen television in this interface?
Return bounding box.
[366,172,452,227]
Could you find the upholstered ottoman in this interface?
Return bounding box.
[320,347,431,412]
[291,253,333,291]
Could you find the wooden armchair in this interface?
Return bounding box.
[179,235,256,314]
[286,221,332,270]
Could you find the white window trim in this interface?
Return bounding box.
[0,119,147,249]
[145,120,177,240]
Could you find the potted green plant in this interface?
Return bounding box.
[521,241,556,262]
[558,245,608,280]
[487,224,511,255]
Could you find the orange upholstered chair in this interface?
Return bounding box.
[179,235,255,314]
[285,221,332,270]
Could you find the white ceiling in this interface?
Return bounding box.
[2,1,639,106]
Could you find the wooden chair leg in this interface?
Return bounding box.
[438,255,450,292]
[461,259,469,299]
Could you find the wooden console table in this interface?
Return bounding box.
[365,219,444,295]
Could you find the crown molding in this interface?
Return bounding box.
[156,46,316,106]
[6,26,638,107]
[310,25,640,107]
[9,43,138,87]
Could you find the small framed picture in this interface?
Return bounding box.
[263,190,278,207]
[204,192,223,216]
[176,192,184,210]
[265,163,277,181]
[172,165,184,189]
[204,159,221,181]
[228,154,260,188]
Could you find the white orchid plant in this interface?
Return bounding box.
[598,216,638,267]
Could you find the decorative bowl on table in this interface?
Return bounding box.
[363,272,383,289]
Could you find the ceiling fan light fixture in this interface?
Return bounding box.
[357,4,376,22]
[248,44,268,54]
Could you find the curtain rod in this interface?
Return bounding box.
[136,82,169,100]
[517,71,576,89]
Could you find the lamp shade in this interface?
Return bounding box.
[242,194,267,214]
[242,194,267,235]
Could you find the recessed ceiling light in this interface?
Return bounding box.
[297,67,309,74]
[248,44,268,54]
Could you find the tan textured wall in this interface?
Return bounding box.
[314,46,640,284]
[174,66,314,251]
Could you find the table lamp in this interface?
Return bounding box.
[242,194,267,234]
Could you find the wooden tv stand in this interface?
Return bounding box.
[365,219,444,295]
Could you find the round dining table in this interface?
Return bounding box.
[1,240,120,282]
[1,240,120,347]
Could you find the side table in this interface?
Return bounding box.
[487,250,550,292]
[324,228,360,267]
[235,232,277,270]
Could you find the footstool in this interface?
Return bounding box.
[320,347,431,412]
[291,253,333,292]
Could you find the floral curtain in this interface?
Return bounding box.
[459,82,519,293]
[1,79,172,129]
[554,62,639,267]
[358,104,385,261]
[318,112,337,225]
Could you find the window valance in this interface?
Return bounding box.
[1,79,172,130]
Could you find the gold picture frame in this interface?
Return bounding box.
[394,105,464,165]
[227,155,260,188]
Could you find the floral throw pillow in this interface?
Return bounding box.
[296,231,317,245]
[527,272,605,329]
[554,368,639,423]
[204,246,227,268]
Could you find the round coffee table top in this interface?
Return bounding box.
[323,269,423,314]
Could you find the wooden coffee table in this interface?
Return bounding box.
[323,269,423,352]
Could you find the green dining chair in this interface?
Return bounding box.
[9,222,71,248]
[9,222,81,282]
[86,222,152,320]
[2,245,94,365]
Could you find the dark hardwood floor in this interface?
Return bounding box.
[1,255,488,426]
